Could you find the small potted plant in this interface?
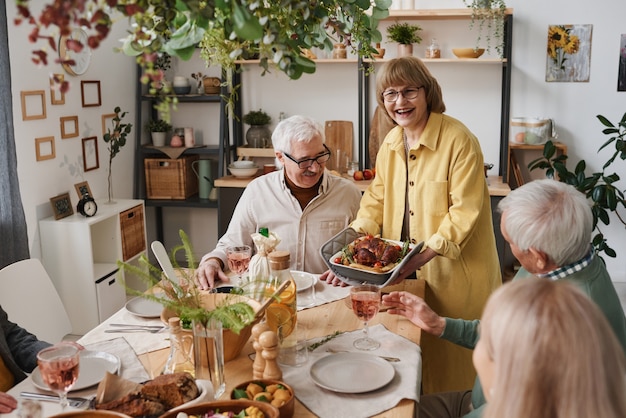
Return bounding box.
[243,109,272,148]
[145,119,172,147]
[386,21,423,57]
[464,0,507,57]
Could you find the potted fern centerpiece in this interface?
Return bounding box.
[387,21,423,57]
[118,230,261,363]
[243,109,273,149]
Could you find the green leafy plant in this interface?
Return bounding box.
[15,0,392,96]
[528,113,626,259]
[386,21,423,45]
[103,106,132,203]
[243,109,272,126]
[118,230,256,333]
[464,0,507,57]
[145,119,172,133]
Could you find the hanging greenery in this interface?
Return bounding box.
[15,0,392,119]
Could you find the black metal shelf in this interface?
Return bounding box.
[144,196,218,208]
[139,145,221,156]
[141,94,222,103]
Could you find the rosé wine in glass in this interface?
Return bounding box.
[37,343,80,409]
[350,284,381,350]
[226,245,252,286]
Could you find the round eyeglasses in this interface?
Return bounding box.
[283,144,332,169]
[382,87,424,102]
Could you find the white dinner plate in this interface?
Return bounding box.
[125,296,163,318]
[32,350,120,392]
[309,352,395,393]
[290,270,315,292]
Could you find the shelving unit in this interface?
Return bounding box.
[508,141,568,188]
[133,64,234,243]
[39,199,146,334]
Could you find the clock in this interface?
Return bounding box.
[59,28,92,76]
[77,192,97,217]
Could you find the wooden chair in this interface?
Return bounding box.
[0,259,72,343]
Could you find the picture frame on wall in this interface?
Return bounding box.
[49,192,74,220]
[35,136,56,161]
[60,116,79,139]
[80,80,101,107]
[82,136,99,171]
[74,181,92,198]
[101,113,116,135]
[21,90,47,121]
[50,74,65,105]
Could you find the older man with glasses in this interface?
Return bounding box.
[196,115,362,290]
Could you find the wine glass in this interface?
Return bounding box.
[350,284,381,350]
[36,343,80,409]
[226,245,252,286]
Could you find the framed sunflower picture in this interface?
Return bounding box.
[546,24,593,83]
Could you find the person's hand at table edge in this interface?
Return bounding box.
[196,258,230,290]
[319,269,348,287]
[0,392,17,413]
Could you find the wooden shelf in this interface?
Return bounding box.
[384,8,514,20]
[236,146,276,158]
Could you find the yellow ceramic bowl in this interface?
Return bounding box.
[452,48,485,59]
[232,379,295,418]
[161,292,262,362]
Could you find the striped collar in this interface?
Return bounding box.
[538,250,594,281]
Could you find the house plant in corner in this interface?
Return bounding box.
[243,109,273,149]
[146,119,172,147]
[528,112,626,259]
[103,106,132,204]
[386,21,423,57]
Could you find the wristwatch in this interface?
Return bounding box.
[77,192,97,217]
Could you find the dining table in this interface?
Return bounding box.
[5,277,424,418]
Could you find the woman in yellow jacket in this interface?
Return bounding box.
[349,56,501,394]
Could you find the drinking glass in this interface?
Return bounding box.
[350,284,381,350]
[226,245,252,286]
[36,343,80,409]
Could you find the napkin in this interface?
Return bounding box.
[78,308,170,355]
[84,338,151,383]
[282,324,421,417]
[298,279,351,311]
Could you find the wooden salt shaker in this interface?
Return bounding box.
[259,330,282,380]
[252,322,271,379]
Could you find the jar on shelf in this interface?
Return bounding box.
[332,43,347,59]
[425,38,441,59]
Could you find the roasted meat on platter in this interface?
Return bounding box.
[334,235,410,273]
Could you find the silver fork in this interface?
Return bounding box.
[105,327,165,333]
[20,392,92,408]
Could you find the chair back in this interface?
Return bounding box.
[0,259,72,343]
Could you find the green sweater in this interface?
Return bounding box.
[441,256,626,418]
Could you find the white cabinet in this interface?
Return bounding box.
[39,199,147,334]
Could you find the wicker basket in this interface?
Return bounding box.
[145,155,199,199]
[120,205,146,261]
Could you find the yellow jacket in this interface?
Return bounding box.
[351,112,501,393]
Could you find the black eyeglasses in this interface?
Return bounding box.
[382,87,423,102]
[282,144,332,169]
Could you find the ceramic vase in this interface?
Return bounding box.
[246,125,272,148]
[397,44,414,57]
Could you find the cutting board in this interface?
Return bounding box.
[324,120,353,172]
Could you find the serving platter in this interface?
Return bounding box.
[32,350,120,392]
[320,227,423,287]
[309,352,395,393]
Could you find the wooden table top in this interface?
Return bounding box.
[138,279,425,417]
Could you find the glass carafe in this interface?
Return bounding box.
[163,317,195,376]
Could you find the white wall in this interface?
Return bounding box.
[6,0,626,280]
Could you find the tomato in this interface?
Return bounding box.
[334,257,342,264]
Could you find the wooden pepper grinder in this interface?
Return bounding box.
[252,322,271,379]
[259,330,282,380]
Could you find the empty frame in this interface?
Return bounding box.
[81,80,101,107]
[60,116,79,139]
[82,136,99,171]
[21,90,47,120]
[35,136,55,161]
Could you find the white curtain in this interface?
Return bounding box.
[0,0,30,268]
